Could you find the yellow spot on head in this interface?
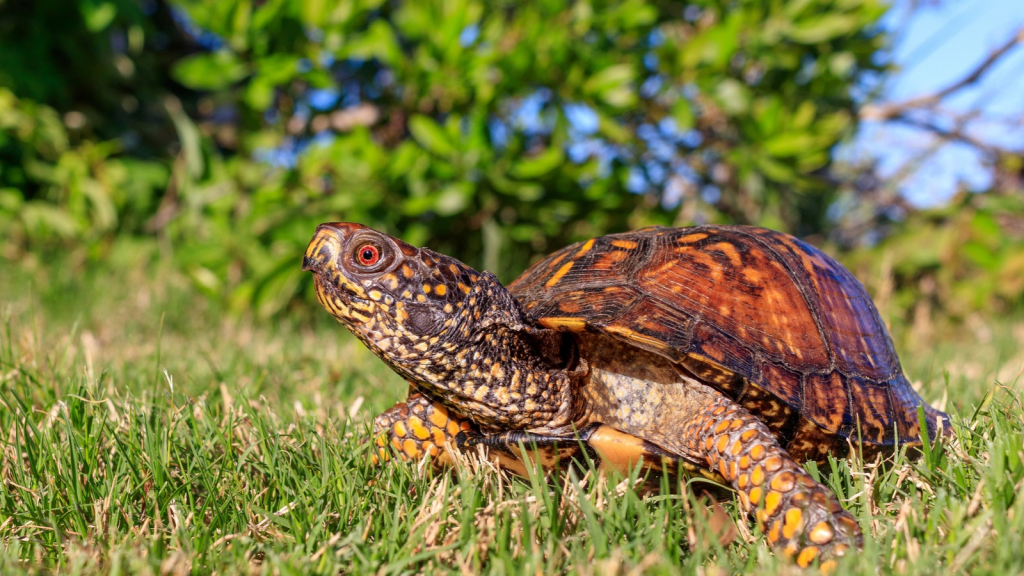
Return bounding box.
[435,284,447,296]
[380,273,399,290]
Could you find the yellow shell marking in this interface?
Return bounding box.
[538,317,588,332]
[678,232,709,244]
[574,238,595,258]
[603,325,669,351]
[545,260,575,287]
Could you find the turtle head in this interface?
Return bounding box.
[303,223,526,378]
[305,222,579,430]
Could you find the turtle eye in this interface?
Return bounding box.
[355,243,380,267]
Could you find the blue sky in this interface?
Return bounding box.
[852,0,1024,206]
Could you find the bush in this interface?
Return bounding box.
[841,192,1024,342]
[1,0,889,315]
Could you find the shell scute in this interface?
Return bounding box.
[638,231,830,371]
[758,359,803,409]
[801,372,854,434]
[744,228,896,380]
[847,377,897,445]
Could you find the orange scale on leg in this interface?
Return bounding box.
[750,466,765,486]
[715,436,729,454]
[749,487,763,505]
[764,491,783,517]
[429,409,449,429]
[796,546,819,568]
[750,444,766,460]
[402,439,420,459]
[782,508,803,540]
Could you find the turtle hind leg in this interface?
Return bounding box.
[684,392,862,570]
[372,392,473,467]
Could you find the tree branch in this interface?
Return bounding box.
[861,25,1024,121]
[887,113,999,156]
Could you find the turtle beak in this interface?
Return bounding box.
[302,222,368,272]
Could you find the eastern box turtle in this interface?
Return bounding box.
[303,223,948,569]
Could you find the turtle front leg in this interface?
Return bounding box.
[371,391,474,466]
[685,395,862,570]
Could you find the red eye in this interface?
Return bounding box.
[356,244,380,266]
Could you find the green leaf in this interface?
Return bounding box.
[510,147,564,179]
[79,0,117,32]
[596,113,631,144]
[172,51,250,91]
[408,115,457,157]
[434,182,472,215]
[786,14,860,44]
[165,100,204,180]
[753,155,796,183]
[344,20,402,67]
[671,99,694,131]
[715,79,751,115]
[583,64,637,107]
[762,132,817,157]
[0,188,24,212]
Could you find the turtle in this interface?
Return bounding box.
[302,222,949,569]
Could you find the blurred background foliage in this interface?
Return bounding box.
[0,0,1021,338]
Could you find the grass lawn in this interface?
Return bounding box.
[1,263,1023,575]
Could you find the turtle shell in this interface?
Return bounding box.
[508,225,945,462]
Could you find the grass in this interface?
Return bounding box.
[1,264,1023,575]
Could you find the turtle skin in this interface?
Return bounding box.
[302,223,949,571]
